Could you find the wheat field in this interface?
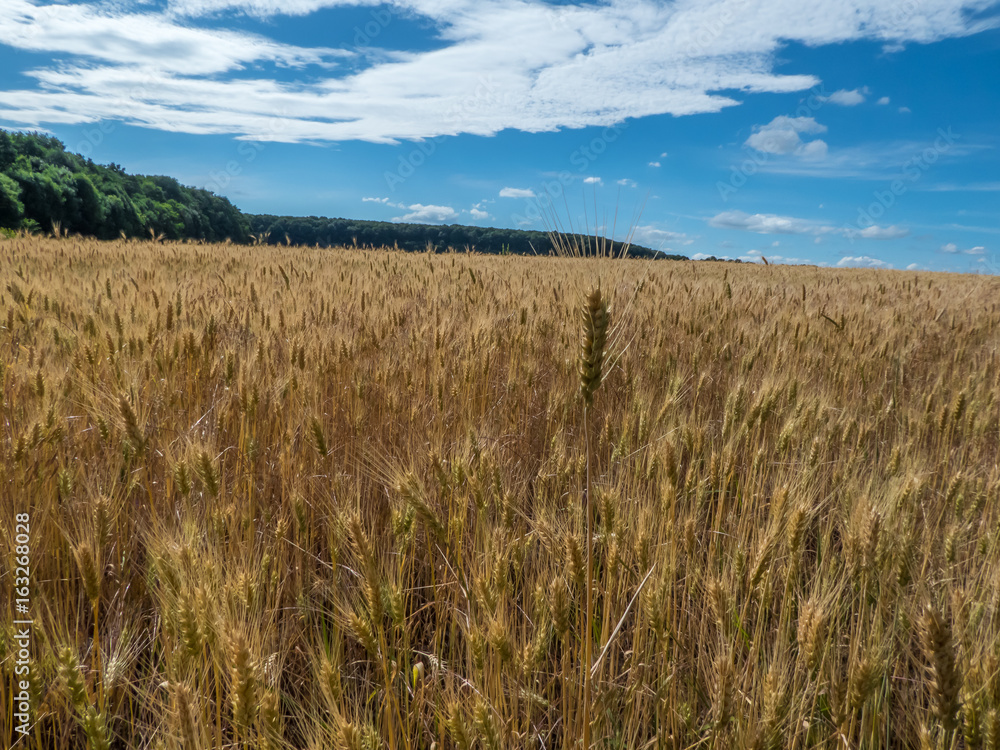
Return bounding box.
[2,235,1000,749]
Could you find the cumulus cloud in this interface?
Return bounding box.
[820,87,868,106]
[583,176,603,184]
[877,96,890,105]
[837,255,893,268]
[617,178,637,187]
[648,161,661,168]
[744,116,828,158]
[499,187,536,199]
[899,106,912,113]
[362,196,390,203]
[796,139,829,160]
[0,0,994,142]
[469,208,490,220]
[392,203,458,223]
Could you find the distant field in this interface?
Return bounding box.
[3,236,1000,749]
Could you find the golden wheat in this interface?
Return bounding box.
[2,235,1000,748]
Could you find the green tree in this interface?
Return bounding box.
[0,173,24,227]
[0,131,15,171]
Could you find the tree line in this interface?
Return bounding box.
[247,214,683,259]
[0,130,686,260]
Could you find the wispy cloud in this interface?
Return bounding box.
[630,225,694,249]
[0,0,345,75]
[0,0,996,149]
[499,187,535,199]
[750,136,979,179]
[941,242,986,254]
[709,209,907,240]
[920,181,1000,192]
[709,210,830,235]
[837,255,893,268]
[3,0,993,142]
[854,224,909,239]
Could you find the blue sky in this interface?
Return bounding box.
[0,0,998,271]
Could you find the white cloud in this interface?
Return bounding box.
[630,225,694,248]
[744,116,828,158]
[499,187,536,199]
[392,203,458,223]
[660,152,668,158]
[648,161,661,168]
[765,254,815,265]
[941,242,986,254]
[797,139,829,160]
[899,106,912,113]
[0,0,345,75]
[906,262,922,270]
[362,196,390,203]
[877,96,890,105]
[820,87,868,106]
[469,208,490,220]
[617,178,637,187]
[712,210,910,241]
[837,255,893,268]
[709,210,828,235]
[745,137,979,180]
[583,176,603,184]
[856,224,909,239]
[0,0,994,142]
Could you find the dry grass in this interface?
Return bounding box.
[2,235,1000,749]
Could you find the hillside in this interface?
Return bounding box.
[0,130,249,242]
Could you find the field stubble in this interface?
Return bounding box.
[2,236,1000,749]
